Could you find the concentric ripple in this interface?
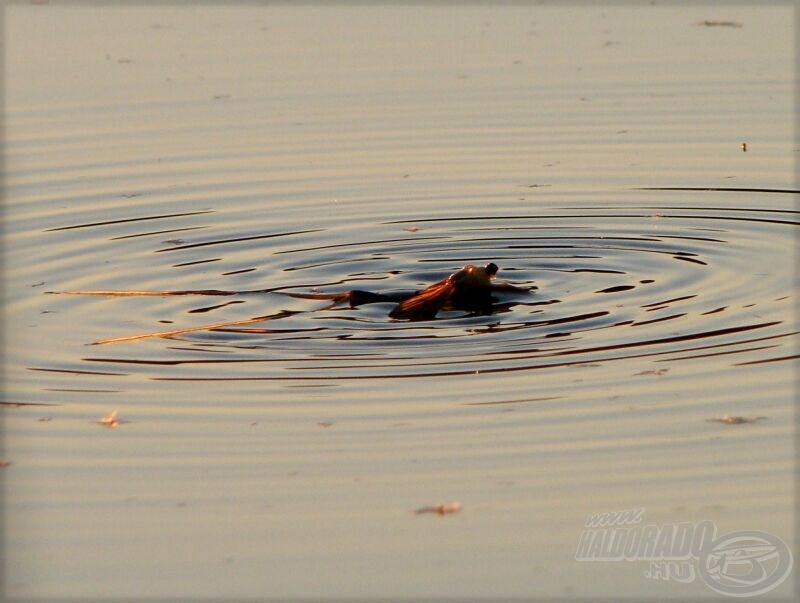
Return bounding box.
[48,197,797,382]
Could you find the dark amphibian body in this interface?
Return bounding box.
[288,263,530,320]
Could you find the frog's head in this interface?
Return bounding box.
[453,263,499,288]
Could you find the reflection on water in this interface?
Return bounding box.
[40,199,797,383]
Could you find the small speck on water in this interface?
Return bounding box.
[699,20,742,28]
[415,502,462,516]
[707,415,766,425]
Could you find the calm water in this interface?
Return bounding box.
[3,4,796,599]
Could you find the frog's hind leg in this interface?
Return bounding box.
[283,290,405,310]
[282,291,351,309]
[389,279,455,320]
[347,290,407,307]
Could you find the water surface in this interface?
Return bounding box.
[3,4,795,599]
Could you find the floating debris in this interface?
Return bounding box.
[37,416,52,422]
[95,409,125,428]
[414,501,462,516]
[706,415,766,425]
[404,226,419,232]
[635,368,669,376]
[741,142,747,152]
[0,460,11,469]
[316,421,334,428]
[699,20,743,28]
